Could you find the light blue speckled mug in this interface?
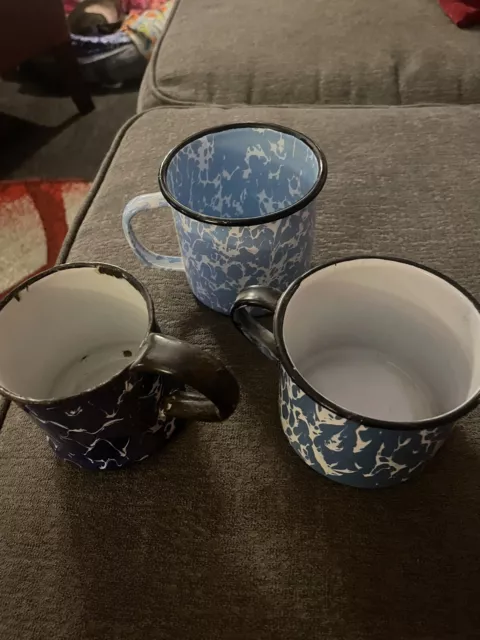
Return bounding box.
[122,123,327,314]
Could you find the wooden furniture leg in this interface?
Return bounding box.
[51,41,95,115]
[1,0,95,115]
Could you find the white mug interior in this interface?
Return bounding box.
[0,266,149,401]
[281,258,480,423]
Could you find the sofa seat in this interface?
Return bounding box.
[138,0,480,110]
[1,105,480,640]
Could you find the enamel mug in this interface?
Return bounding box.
[231,257,480,488]
[0,263,239,470]
[122,123,327,314]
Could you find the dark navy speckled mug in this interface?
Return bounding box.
[232,257,480,488]
[122,123,327,315]
[0,263,239,470]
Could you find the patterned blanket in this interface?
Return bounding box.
[67,0,173,60]
[63,1,169,15]
[121,7,171,57]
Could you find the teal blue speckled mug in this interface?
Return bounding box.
[232,257,480,488]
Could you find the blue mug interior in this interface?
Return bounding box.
[165,126,320,220]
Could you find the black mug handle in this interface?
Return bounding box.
[231,286,282,361]
[131,334,239,422]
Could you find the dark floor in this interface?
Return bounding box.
[0,77,138,181]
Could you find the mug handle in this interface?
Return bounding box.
[231,286,282,361]
[131,333,239,422]
[122,193,185,271]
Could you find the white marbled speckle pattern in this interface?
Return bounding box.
[123,126,324,314]
[279,368,454,488]
[25,370,180,471]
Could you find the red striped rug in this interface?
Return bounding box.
[0,179,90,298]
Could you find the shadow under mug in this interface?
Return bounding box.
[122,122,327,315]
[231,256,480,488]
[0,263,239,471]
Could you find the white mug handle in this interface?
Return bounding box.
[122,192,185,271]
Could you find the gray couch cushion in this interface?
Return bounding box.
[1,105,480,639]
[138,0,480,110]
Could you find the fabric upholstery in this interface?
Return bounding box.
[138,0,480,110]
[1,105,480,639]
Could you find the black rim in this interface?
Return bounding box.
[0,262,155,406]
[158,122,328,227]
[274,256,480,431]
